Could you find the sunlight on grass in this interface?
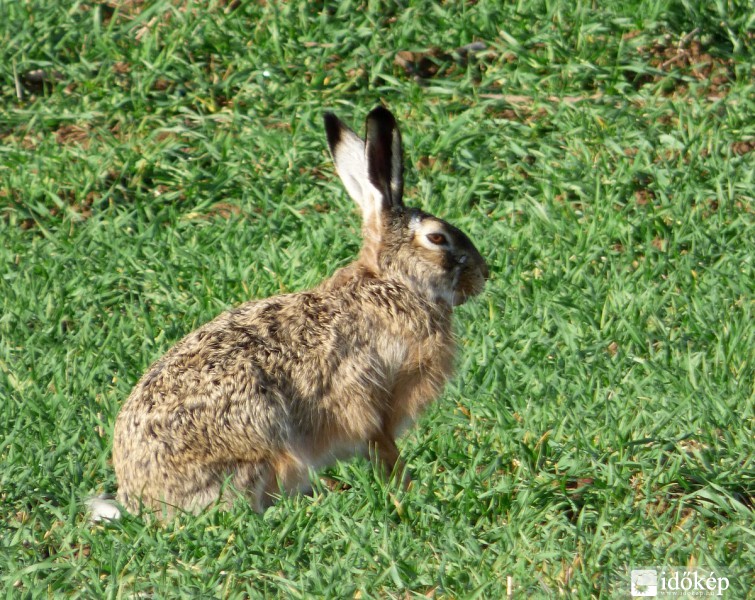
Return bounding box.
[1,0,753,597]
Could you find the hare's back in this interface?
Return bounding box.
[119,278,446,427]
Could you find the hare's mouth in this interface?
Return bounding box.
[453,288,481,306]
[453,267,488,306]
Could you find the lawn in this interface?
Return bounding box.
[1,0,753,597]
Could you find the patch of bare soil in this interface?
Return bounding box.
[730,140,754,156]
[184,202,242,221]
[628,30,735,99]
[82,0,242,32]
[394,41,489,82]
[2,192,97,230]
[54,124,92,149]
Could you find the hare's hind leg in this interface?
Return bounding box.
[165,460,270,514]
[217,460,272,513]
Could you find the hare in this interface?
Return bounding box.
[104,107,488,519]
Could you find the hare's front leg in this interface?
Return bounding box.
[369,428,412,489]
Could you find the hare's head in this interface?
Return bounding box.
[325,107,488,307]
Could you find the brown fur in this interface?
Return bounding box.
[111,107,487,517]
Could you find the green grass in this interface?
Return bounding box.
[1,0,753,597]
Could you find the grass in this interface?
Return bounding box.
[1,0,753,597]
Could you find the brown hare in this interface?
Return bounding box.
[93,107,488,520]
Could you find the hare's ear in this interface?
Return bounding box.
[365,106,404,212]
[324,112,370,212]
[324,111,388,245]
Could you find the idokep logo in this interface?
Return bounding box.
[630,567,731,597]
[631,569,658,596]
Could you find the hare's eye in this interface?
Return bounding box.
[426,233,447,246]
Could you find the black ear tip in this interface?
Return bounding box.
[323,112,342,149]
[368,105,393,118]
[366,106,397,130]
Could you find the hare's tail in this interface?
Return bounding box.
[86,493,122,522]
